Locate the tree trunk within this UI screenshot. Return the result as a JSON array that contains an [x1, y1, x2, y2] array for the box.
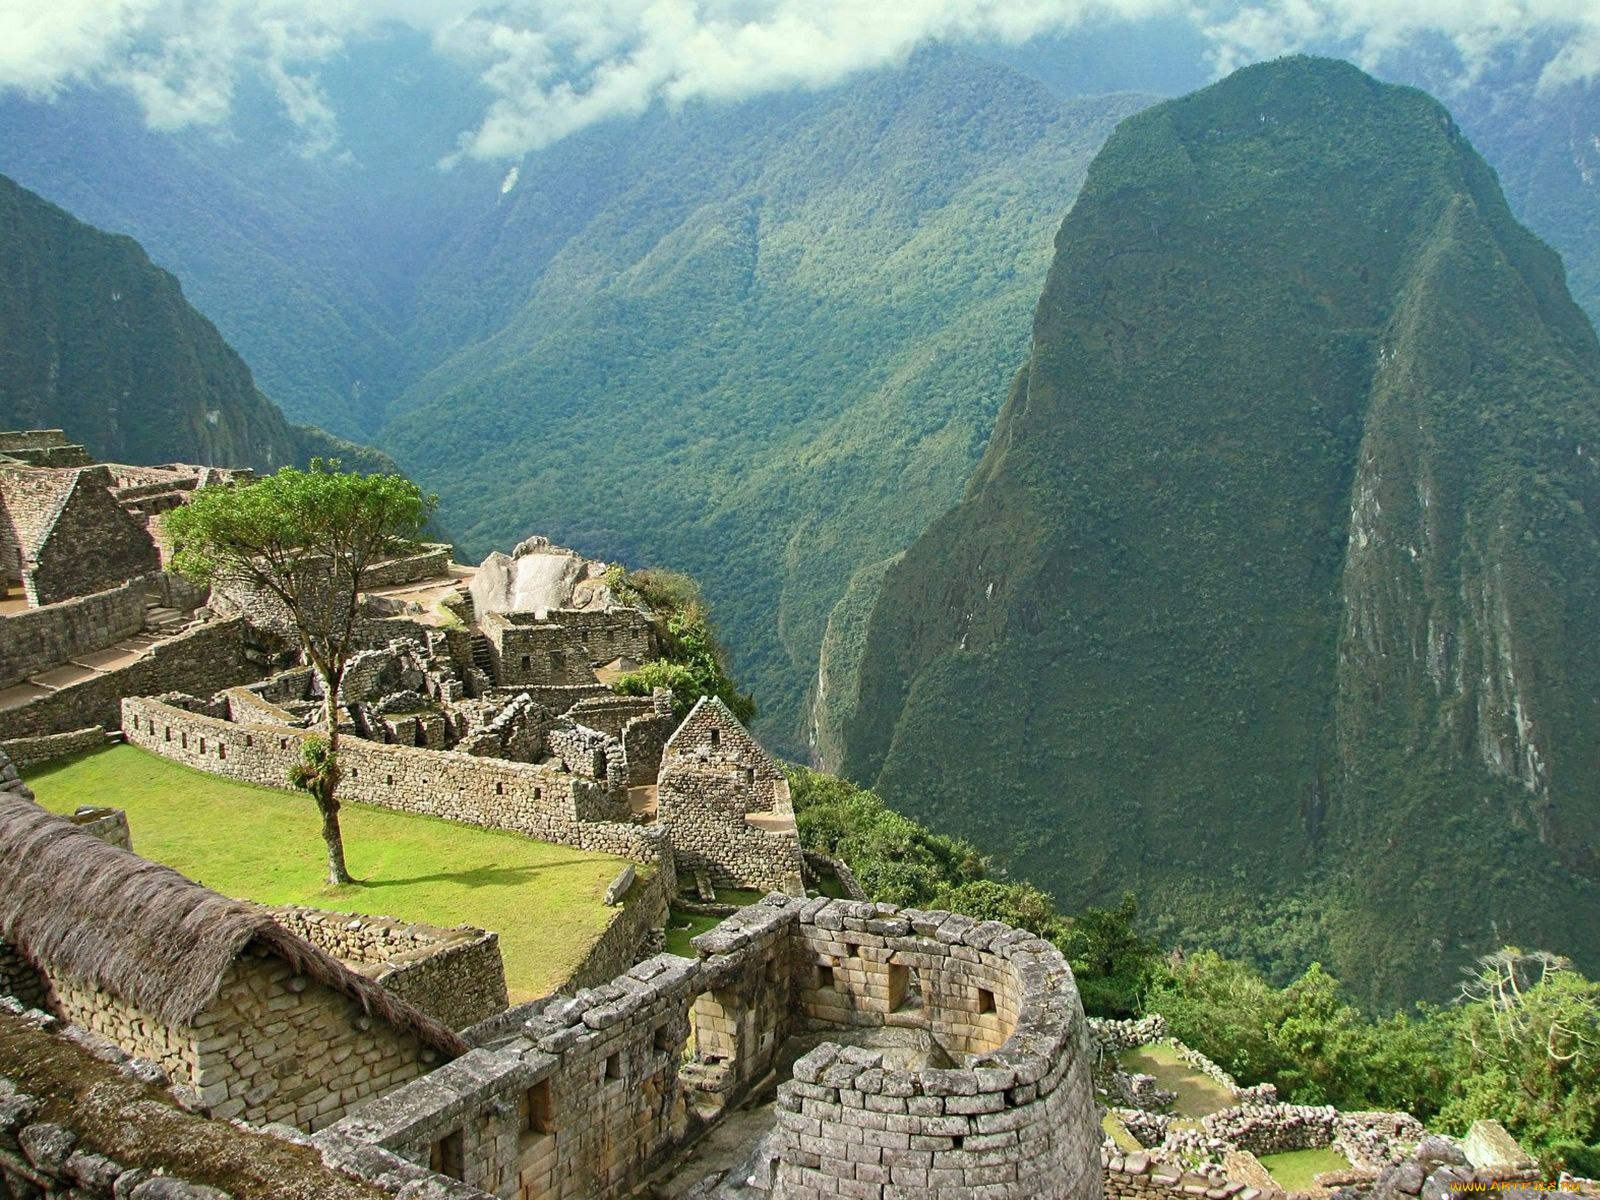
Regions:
[[320, 792, 351, 885], [318, 666, 352, 885]]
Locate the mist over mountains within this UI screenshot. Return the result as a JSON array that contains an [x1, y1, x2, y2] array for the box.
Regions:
[[5, 13, 1600, 1002]]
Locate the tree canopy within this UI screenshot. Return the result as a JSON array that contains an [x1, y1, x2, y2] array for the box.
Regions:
[[164, 461, 435, 882]]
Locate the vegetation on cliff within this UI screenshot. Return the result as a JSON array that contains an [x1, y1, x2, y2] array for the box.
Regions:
[[834, 56, 1600, 1008], [0, 174, 394, 474], [791, 766, 1600, 1172], [378, 53, 1151, 753], [608, 567, 756, 722]]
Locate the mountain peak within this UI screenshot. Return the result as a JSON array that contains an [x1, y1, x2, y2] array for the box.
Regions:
[[837, 59, 1600, 1008]]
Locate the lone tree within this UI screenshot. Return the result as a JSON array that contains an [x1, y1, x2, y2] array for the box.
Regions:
[[165, 460, 435, 884]]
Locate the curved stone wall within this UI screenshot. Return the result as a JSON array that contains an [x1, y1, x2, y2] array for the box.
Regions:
[[319, 896, 1104, 1200], [775, 903, 1103, 1200]]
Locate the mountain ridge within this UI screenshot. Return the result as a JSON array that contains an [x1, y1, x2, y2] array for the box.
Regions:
[[0, 174, 395, 475], [834, 56, 1600, 1006]]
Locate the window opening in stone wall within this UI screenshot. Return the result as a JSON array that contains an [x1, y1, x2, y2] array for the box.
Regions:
[[604, 1051, 622, 1081], [199, 738, 205, 753], [165, 727, 171, 741], [654, 1022, 674, 1052], [217, 744, 226, 760], [496, 782, 504, 795], [817, 963, 835, 990], [977, 987, 996, 1015], [245, 734, 253, 747], [710, 728, 720, 748], [279, 738, 289, 750], [521, 655, 531, 670], [888, 963, 911, 1012], [534, 787, 542, 800], [522, 1079, 555, 1135], [386, 774, 394, 786], [429, 1128, 465, 1181]]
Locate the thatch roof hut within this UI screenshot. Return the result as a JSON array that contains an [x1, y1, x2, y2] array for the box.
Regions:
[[0, 792, 465, 1053], [0, 793, 467, 1128]]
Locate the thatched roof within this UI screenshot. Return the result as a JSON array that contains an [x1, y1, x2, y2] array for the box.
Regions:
[[0, 795, 466, 1055]]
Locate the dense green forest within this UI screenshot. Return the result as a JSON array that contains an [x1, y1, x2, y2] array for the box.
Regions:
[[790, 766, 1600, 1175], [0, 175, 391, 474], [7, 42, 1600, 769], [379, 53, 1150, 754], [835, 58, 1600, 1009]]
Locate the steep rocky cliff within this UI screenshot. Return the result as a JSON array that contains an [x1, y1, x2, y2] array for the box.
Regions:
[[0, 175, 390, 473], [834, 57, 1600, 1006]]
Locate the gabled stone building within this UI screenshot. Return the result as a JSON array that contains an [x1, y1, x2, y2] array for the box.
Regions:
[[0, 463, 160, 605], [0, 793, 466, 1132], [656, 695, 805, 895]]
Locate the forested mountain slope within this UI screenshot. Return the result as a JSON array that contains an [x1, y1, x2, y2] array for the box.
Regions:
[[0, 175, 389, 473], [835, 57, 1600, 1007], [382, 53, 1151, 750]]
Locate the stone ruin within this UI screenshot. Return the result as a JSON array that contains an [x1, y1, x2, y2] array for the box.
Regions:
[[312, 896, 1105, 1200], [0, 726, 1108, 1199], [0, 432, 256, 745], [128, 526, 809, 897]]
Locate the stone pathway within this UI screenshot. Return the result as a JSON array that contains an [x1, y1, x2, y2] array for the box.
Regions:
[[0, 603, 198, 710]]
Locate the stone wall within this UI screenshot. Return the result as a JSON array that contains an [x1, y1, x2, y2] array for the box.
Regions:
[[480, 608, 654, 689], [43, 976, 198, 1086], [62, 806, 132, 851], [564, 693, 657, 740], [558, 863, 675, 995], [0, 618, 257, 740], [326, 896, 1103, 1200], [774, 903, 1102, 1200], [0, 429, 91, 464], [664, 697, 787, 811], [43, 958, 445, 1134], [1202, 1103, 1337, 1157], [363, 546, 454, 589], [0, 942, 46, 1009], [193, 954, 440, 1131], [2, 726, 111, 768], [21, 467, 162, 606], [211, 546, 450, 639], [265, 907, 509, 1032], [657, 762, 804, 894], [122, 698, 673, 870], [0, 995, 467, 1200], [1103, 1152, 1273, 1200], [0, 577, 147, 688]]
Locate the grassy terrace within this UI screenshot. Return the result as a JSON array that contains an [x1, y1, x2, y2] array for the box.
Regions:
[[1257, 1147, 1351, 1192], [1119, 1043, 1236, 1119], [32, 746, 631, 1003]]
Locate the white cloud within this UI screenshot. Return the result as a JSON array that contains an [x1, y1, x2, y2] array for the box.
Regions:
[[1191, 0, 1600, 87], [2, 0, 1600, 160]]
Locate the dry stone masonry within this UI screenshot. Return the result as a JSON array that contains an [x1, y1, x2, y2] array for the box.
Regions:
[[312, 895, 1104, 1200], [265, 908, 509, 1032]]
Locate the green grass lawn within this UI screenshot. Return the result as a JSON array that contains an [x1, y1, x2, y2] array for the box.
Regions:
[[32, 745, 633, 1004], [1120, 1043, 1237, 1118], [661, 889, 768, 958], [1257, 1147, 1350, 1192], [1102, 1114, 1143, 1153]]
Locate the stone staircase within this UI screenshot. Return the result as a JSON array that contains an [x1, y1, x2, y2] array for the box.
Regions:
[[143, 605, 190, 636]]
